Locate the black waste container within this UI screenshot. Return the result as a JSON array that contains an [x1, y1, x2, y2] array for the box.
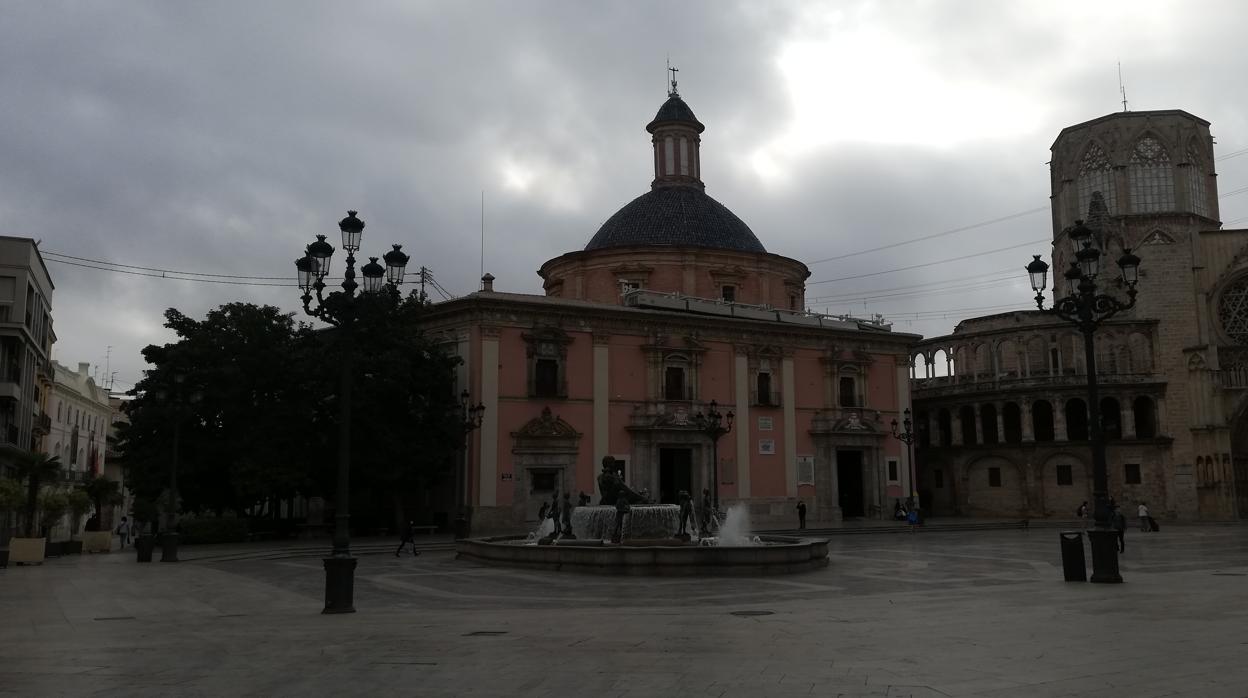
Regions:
[[1059, 530, 1086, 582], [135, 535, 155, 563], [452, 515, 470, 541]]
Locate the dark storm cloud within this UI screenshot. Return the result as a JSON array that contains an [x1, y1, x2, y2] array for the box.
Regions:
[[2, 0, 1248, 386]]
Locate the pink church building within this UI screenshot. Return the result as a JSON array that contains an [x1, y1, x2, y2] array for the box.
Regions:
[[423, 86, 918, 532]]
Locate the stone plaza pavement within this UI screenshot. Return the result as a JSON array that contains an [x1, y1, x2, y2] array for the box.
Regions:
[[2, 526, 1247, 697]]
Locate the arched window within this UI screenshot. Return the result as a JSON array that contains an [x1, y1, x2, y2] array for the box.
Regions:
[[1003, 402, 1023, 443], [1077, 142, 1118, 218], [1065, 398, 1089, 441], [959, 405, 977, 445], [980, 404, 999, 445], [1187, 139, 1210, 218], [1101, 397, 1122, 440], [1134, 396, 1157, 438], [1128, 136, 1175, 213], [1032, 400, 1055, 442], [937, 409, 953, 446]]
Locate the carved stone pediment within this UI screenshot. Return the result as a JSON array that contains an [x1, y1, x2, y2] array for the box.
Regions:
[[513, 407, 580, 439]]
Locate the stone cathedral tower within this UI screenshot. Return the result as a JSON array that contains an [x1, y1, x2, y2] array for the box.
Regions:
[[1049, 110, 1245, 519]]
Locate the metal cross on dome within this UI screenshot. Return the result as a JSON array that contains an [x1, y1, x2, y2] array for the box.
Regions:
[[667, 61, 679, 97]]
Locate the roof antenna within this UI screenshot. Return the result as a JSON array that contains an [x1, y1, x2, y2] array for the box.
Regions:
[[667, 57, 679, 98], [1118, 61, 1128, 112]]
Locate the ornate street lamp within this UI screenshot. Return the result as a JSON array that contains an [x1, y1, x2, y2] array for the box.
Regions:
[[295, 210, 410, 614], [890, 408, 918, 512], [1027, 219, 1141, 584], [452, 389, 486, 540], [693, 399, 734, 512]]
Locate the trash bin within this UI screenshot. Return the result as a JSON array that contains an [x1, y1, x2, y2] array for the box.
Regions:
[[135, 535, 155, 563], [452, 515, 470, 541], [1059, 530, 1086, 582]]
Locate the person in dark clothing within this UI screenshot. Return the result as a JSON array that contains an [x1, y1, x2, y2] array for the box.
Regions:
[[578, 491, 591, 507], [1110, 505, 1126, 553], [677, 490, 693, 536], [548, 492, 561, 534], [394, 520, 421, 557], [796, 500, 807, 530]]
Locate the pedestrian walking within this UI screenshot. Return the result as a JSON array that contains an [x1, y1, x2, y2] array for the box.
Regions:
[[699, 488, 712, 536], [1111, 505, 1126, 553], [394, 520, 421, 557], [1076, 501, 1089, 528], [796, 500, 807, 530], [1138, 502, 1152, 532], [115, 516, 131, 548]]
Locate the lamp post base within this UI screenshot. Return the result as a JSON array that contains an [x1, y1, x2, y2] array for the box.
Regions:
[[160, 532, 179, 562], [1087, 529, 1123, 584], [322, 556, 358, 614]]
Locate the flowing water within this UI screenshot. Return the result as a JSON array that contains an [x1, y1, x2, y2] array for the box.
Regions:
[[522, 502, 762, 546]]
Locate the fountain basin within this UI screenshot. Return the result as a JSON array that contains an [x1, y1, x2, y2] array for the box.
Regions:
[[455, 535, 829, 576]]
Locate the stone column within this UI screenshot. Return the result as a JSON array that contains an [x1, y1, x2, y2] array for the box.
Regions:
[[1054, 397, 1068, 442], [973, 404, 984, 446], [995, 402, 1006, 444], [952, 408, 964, 447], [1021, 400, 1034, 442]]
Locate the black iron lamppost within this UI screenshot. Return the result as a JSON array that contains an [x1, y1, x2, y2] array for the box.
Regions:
[[1026, 219, 1141, 584], [694, 399, 734, 512], [295, 210, 410, 614], [453, 389, 485, 540], [890, 408, 918, 511], [153, 373, 200, 563]]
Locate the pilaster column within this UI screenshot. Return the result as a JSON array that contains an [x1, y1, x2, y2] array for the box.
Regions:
[[734, 351, 751, 498], [479, 327, 501, 507], [974, 404, 984, 445], [782, 357, 797, 498], [1021, 400, 1034, 441], [592, 333, 611, 501]]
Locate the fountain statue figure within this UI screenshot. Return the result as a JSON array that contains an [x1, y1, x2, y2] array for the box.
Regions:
[[598, 456, 649, 505]]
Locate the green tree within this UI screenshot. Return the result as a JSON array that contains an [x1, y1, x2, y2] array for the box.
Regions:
[[6, 450, 62, 536], [66, 489, 92, 539], [38, 489, 68, 538], [81, 474, 122, 526]]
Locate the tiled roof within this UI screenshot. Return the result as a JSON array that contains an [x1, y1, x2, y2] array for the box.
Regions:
[[584, 186, 766, 253], [646, 95, 704, 133]]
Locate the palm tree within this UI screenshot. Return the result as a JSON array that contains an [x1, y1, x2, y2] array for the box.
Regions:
[[8, 450, 62, 537], [82, 474, 123, 528]]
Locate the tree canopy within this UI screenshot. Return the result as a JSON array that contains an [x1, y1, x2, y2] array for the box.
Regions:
[[115, 295, 463, 519]]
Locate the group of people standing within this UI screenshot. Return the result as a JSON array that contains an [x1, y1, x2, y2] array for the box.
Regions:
[[1076, 499, 1158, 553]]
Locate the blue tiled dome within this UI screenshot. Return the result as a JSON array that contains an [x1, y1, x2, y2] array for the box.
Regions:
[[584, 186, 766, 253]]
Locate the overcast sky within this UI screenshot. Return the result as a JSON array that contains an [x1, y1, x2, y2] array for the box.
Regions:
[[5, 0, 1248, 392]]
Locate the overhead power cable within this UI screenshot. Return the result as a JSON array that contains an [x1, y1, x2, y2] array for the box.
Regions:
[[808, 239, 1047, 286], [806, 207, 1048, 266]]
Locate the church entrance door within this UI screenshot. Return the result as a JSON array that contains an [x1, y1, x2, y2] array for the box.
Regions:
[[659, 448, 693, 505], [837, 450, 865, 518]]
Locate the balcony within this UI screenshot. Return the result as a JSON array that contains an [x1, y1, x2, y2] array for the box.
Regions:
[[751, 390, 783, 407], [32, 411, 50, 436], [1216, 368, 1248, 390]]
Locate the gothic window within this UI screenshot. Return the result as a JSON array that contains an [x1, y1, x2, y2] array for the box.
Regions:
[[522, 327, 571, 399], [1187, 141, 1210, 218], [1065, 398, 1089, 441], [1076, 143, 1117, 219], [1128, 136, 1175, 213], [1218, 275, 1248, 343]]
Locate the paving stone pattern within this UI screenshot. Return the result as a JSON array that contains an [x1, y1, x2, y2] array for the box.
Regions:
[[2, 527, 1247, 696]]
